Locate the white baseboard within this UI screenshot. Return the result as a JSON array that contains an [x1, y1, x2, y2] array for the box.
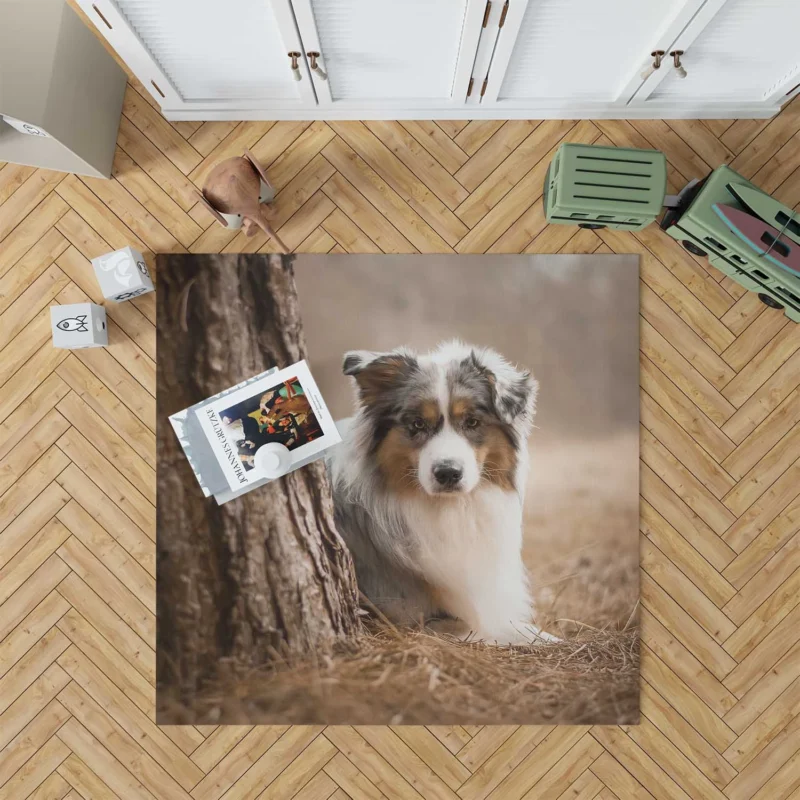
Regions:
[[162, 103, 780, 122]]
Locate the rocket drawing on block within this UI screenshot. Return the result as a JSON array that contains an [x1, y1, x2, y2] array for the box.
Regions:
[[50, 303, 108, 349], [56, 315, 89, 333]]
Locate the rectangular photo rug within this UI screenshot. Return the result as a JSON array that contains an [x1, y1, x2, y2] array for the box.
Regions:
[[156, 253, 639, 725]]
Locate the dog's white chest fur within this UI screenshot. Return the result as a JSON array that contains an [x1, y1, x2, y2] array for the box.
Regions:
[[402, 487, 522, 589], [398, 487, 533, 641]]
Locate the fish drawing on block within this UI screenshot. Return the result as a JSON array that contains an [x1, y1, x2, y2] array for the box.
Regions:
[[713, 203, 800, 276], [57, 315, 89, 332]]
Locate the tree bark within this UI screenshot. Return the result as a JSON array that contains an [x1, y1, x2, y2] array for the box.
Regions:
[[156, 254, 359, 711]]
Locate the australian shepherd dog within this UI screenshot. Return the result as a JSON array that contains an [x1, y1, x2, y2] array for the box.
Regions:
[[327, 340, 558, 645]]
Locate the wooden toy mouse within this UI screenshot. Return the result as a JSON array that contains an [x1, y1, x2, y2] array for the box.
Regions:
[[197, 149, 288, 253]]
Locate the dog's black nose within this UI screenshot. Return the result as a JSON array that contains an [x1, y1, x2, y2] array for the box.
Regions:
[[433, 463, 463, 487]]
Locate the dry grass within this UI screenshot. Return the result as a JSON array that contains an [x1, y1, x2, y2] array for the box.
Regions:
[[160, 621, 638, 726], [159, 437, 639, 725]]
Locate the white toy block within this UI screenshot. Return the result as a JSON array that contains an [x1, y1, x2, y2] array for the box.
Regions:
[[91, 246, 154, 302], [51, 303, 107, 349]]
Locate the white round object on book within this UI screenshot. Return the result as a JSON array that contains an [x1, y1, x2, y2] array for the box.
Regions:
[[254, 442, 291, 478]]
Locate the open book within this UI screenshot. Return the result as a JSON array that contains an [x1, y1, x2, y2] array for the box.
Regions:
[[169, 360, 341, 505]]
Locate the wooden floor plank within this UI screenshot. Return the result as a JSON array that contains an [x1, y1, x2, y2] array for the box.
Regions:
[[723, 388, 800, 479], [454, 121, 539, 192], [640, 681, 737, 790], [55, 427, 155, 539], [364, 120, 469, 210], [0, 193, 69, 277], [57, 645, 202, 789], [0, 170, 66, 244], [454, 119, 578, 231], [641, 500, 736, 608], [189, 726, 288, 800], [121, 85, 202, 176], [453, 121, 505, 156], [723, 567, 800, 662], [641, 535, 736, 644], [0, 698, 71, 789], [0, 228, 68, 317], [0, 665, 70, 754], [55, 463, 155, 573], [0, 264, 70, 350], [323, 132, 457, 251], [56, 535, 154, 644], [0, 591, 69, 680], [55, 175, 148, 255], [56, 681, 193, 800], [110, 148, 202, 248], [640, 354, 735, 463], [56, 720, 154, 800], [116, 116, 201, 212], [591, 725, 693, 800], [0, 163, 36, 206], [56, 571, 156, 683], [641, 614, 737, 722], [456, 727, 549, 800], [400, 121, 469, 174]]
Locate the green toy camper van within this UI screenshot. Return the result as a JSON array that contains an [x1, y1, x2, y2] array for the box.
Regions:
[[660, 165, 800, 323], [544, 143, 667, 231], [544, 141, 800, 323]]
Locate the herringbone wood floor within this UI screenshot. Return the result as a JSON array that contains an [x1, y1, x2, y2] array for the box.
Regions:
[[2, 56, 800, 798]]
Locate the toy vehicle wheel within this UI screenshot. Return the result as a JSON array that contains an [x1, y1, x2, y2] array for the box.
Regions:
[[758, 293, 784, 310], [682, 240, 707, 257], [578, 223, 606, 229]]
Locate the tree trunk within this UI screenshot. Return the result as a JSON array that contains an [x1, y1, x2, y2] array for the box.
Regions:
[[156, 254, 359, 711]]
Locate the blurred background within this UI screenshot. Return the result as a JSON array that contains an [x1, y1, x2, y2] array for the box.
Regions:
[[295, 254, 640, 630]]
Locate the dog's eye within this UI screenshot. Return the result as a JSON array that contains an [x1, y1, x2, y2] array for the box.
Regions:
[[411, 417, 426, 431], [465, 417, 481, 429]]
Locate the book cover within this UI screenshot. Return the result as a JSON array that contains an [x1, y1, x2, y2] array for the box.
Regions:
[[171, 361, 340, 501]]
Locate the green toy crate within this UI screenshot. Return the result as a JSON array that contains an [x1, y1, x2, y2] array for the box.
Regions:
[[661, 164, 800, 323], [544, 143, 667, 231]]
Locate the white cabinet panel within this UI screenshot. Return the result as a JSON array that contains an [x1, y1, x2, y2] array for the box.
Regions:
[[292, 0, 485, 107], [648, 0, 800, 102], [76, 0, 315, 111], [494, 0, 692, 103], [114, 0, 294, 100]]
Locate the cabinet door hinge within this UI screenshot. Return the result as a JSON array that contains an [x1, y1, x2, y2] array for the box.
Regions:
[[467, 77, 475, 97], [499, 0, 509, 27], [482, 0, 491, 27], [480, 77, 488, 97]]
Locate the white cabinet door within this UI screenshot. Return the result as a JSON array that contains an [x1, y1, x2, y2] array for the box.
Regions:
[[480, 0, 704, 112], [632, 0, 800, 110], [76, 0, 316, 113], [289, 0, 486, 110]]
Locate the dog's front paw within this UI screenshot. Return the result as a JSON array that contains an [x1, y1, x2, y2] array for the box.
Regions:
[[426, 617, 562, 646], [478, 621, 562, 646]]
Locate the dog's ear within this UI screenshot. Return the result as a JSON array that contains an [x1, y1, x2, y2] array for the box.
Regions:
[[343, 350, 418, 408], [468, 349, 538, 428], [342, 350, 377, 377]]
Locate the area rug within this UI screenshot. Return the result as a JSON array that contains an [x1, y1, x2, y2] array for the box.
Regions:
[[156, 253, 640, 725]]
